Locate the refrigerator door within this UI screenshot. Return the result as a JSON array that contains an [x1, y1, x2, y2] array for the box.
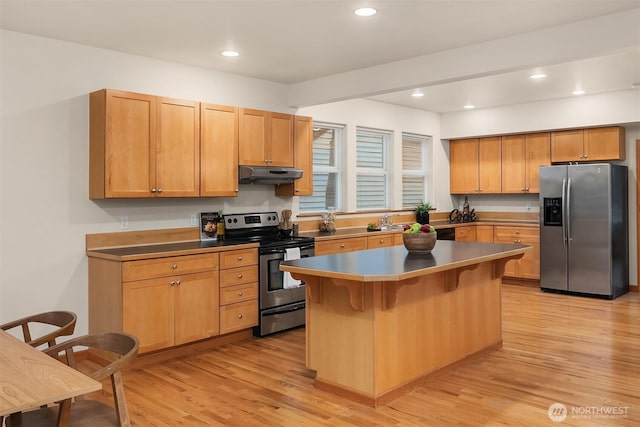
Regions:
[[566, 164, 612, 295], [539, 165, 568, 291]]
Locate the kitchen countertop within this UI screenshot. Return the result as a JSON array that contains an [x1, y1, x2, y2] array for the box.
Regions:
[[282, 240, 530, 282], [86, 240, 258, 262]]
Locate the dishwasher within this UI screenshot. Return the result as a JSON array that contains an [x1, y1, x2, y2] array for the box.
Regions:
[[436, 227, 456, 241]]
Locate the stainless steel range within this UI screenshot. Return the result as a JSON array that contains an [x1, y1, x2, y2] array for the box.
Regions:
[[223, 212, 314, 336]]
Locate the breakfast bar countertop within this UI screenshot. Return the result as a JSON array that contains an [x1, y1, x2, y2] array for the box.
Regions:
[[281, 240, 530, 282]]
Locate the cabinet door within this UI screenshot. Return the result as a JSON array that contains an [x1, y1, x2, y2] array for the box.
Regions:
[[156, 98, 200, 197], [494, 226, 540, 279], [551, 129, 584, 162], [238, 108, 267, 165], [269, 112, 294, 166], [476, 225, 494, 243], [450, 139, 479, 194], [525, 132, 550, 193], [123, 277, 173, 353], [501, 135, 526, 193], [478, 137, 501, 193], [200, 103, 239, 197], [275, 115, 313, 196], [93, 90, 157, 198], [173, 272, 219, 345], [367, 235, 395, 248], [584, 126, 625, 161]]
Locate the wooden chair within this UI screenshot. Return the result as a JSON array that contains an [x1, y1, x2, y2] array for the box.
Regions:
[[0, 311, 77, 348], [6, 332, 139, 427]]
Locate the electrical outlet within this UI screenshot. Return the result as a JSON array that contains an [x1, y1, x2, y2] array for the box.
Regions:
[[120, 216, 129, 230], [190, 214, 198, 226]]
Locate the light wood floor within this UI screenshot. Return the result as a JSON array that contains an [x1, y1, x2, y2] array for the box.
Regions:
[[87, 285, 639, 426]]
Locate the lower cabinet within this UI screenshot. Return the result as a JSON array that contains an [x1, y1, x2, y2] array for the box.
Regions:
[[493, 226, 540, 280], [367, 234, 396, 249], [476, 225, 494, 243], [89, 248, 260, 355], [123, 271, 219, 353]]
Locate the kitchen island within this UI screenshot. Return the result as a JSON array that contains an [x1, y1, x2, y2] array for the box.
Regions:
[[280, 240, 530, 407]]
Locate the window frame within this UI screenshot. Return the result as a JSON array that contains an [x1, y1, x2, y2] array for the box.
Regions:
[[355, 127, 391, 211]]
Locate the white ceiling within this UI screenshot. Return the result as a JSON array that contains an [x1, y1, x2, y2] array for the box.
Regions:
[[1, 0, 639, 113]]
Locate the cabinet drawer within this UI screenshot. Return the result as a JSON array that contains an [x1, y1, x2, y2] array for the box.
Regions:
[[220, 300, 258, 334], [219, 248, 258, 269], [220, 283, 258, 305], [367, 235, 395, 248], [123, 253, 218, 282], [494, 226, 539, 243], [219, 266, 258, 288], [315, 237, 367, 255]]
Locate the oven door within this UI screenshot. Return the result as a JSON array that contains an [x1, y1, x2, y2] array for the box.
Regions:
[[259, 247, 313, 309]]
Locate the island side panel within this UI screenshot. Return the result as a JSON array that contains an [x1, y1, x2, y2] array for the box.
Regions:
[[373, 261, 502, 394], [306, 277, 376, 395]]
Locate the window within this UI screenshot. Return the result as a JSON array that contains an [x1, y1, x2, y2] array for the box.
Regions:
[[402, 133, 430, 208], [356, 128, 390, 210], [299, 123, 342, 213]]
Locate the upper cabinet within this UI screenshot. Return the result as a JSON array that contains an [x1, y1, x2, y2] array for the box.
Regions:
[[501, 132, 550, 194], [200, 103, 239, 197], [238, 108, 293, 167], [551, 126, 625, 163], [90, 89, 200, 199], [450, 137, 501, 194], [275, 115, 313, 197]]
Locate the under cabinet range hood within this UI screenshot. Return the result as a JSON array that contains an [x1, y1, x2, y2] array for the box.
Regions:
[[238, 165, 303, 185]]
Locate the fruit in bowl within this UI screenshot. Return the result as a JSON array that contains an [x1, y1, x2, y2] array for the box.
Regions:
[[402, 223, 437, 253]]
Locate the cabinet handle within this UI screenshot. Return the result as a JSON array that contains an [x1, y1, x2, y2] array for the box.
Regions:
[[172, 263, 178, 269], [522, 188, 526, 192], [340, 243, 345, 248], [379, 239, 384, 244], [295, 188, 299, 192], [237, 256, 243, 260], [235, 188, 239, 192], [170, 280, 176, 286], [237, 314, 244, 319], [157, 188, 163, 193], [151, 188, 157, 193], [238, 291, 244, 296], [176, 280, 181, 285], [237, 274, 243, 279], [515, 230, 520, 234]]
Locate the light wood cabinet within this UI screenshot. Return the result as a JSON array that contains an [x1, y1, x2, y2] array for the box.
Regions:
[[200, 103, 239, 197], [315, 237, 367, 256], [238, 108, 293, 167], [450, 137, 501, 194], [551, 126, 625, 163], [493, 226, 540, 280], [476, 225, 494, 243], [90, 89, 200, 199], [121, 253, 219, 353], [501, 133, 550, 194], [455, 226, 477, 242], [218, 248, 259, 335], [275, 115, 313, 196]]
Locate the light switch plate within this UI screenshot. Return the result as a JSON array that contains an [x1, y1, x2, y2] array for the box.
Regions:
[[190, 214, 197, 226]]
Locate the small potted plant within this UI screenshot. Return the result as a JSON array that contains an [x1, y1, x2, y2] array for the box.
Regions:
[[415, 201, 433, 225]]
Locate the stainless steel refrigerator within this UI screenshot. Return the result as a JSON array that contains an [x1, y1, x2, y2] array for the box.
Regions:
[[539, 164, 628, 298]]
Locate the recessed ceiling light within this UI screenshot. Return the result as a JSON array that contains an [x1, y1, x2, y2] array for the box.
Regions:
[[221, 50, 239, 57], [355, 7, 377, 17], [572, 89, 586, 96], [530, 72, 547, 80], [464, 104, 475, 109], [411, 91, 424, 98]]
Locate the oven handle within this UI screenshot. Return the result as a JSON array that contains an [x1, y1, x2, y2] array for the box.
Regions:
[[262, 302, 305, 316], [260, 246, 315, 256]]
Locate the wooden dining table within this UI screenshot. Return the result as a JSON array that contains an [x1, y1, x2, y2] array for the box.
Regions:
[[0, 329, 102, 426]]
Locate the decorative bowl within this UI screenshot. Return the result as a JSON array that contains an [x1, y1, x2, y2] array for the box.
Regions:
[[403, 231, 437, 253]]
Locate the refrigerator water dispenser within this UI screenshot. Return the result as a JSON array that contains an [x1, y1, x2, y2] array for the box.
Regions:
[[543, 198, 562, 226]]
